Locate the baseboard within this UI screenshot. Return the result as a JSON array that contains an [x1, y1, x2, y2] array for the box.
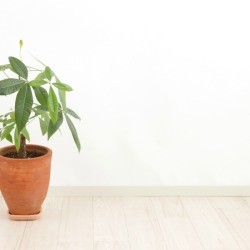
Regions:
[[45, 186, 250, 197], [1, 186, 249, 197]]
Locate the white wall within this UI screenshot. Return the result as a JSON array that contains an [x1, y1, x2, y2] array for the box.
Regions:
[[0, 0, 250, 186]]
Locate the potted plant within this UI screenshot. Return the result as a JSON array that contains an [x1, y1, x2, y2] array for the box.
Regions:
[[0, 41, 81, 220]]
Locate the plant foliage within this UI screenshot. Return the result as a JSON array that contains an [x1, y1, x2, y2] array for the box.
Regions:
[[0, 41, 81, 152]]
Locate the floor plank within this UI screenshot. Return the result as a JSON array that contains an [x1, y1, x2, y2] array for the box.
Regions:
[[181, 197, 241, 250], [208, 197, 250, 250], [94, 241, 130, 250], [1, 196, 250, 249], [0, 197, 27, 250], [57, 197, 93, 250], [122, 197, 166, 250], [94, 197, 130, 250], [18, 197, 63, 250], [152, 197, 204, 250]]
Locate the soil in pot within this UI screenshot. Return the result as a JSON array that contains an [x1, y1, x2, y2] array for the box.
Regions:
[[4, 151, 44, 159]]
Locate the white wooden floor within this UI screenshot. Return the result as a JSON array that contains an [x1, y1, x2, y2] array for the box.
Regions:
[[1, 196, 250, 250]]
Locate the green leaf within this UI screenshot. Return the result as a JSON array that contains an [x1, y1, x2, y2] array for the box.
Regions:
[[53, 82, 73, 91], [9, 57, 28, 79], [48, 87, 58, 124], [10, 112, 15, 120], [0, 78, 25, 95], [34, 105, 48, 112], [47, 111, 63, 139], [6, 134, 13, 143], [54, 74, 61, 83], [45, 66, 52, 81], [33, 106, 47, 115], [65, 114, 81, 152], [3, 119, 15, 126], [35, 71, 46, 80], [1, 124, 14, 140], [53, 75, 67, 110], [0, 64, 11, 71], [14, 128, 20, 151], [33, 86, 48, 107], [39, 118, 46, 135], [66, 108, 81, 120], [59, 90, 66, 110], [21, 127, 30, 142], [15, 85, 33, 132], [39, 113, 50, 135], [29, 79, 47, 87]]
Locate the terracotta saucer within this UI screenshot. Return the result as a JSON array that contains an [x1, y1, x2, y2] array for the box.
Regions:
[[8, 208, 42, 221]]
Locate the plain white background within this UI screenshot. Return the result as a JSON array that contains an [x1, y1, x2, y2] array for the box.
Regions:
[[0, 0, 250, 186]]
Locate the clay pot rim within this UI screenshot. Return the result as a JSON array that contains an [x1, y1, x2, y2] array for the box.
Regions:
[[0, 144, 52, 161]]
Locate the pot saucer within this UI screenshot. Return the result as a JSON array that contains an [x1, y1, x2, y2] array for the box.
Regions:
[[8, 208, 42, 221]]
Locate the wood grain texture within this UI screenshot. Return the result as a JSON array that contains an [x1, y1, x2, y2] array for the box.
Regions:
[[151, 197, 203, 249], [1, 196, 250, 249], [18, 197, 63, 250], [181, 197, 242, 250], [94, 241, 130, 250], [122, 197, 166, 250], [57, 197, 93, 250], [208, 197, 250, 250], [94, 197, 130, 249], [0, 196, 27, 250]]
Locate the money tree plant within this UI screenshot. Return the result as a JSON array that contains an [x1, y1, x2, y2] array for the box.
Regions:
[[0, 41, 81, 158]]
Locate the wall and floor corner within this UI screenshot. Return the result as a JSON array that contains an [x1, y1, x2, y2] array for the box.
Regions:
[[0, 0, 250, 196]]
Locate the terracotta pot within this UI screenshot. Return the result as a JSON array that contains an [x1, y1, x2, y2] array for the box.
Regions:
[[0, 144, 52, 215]]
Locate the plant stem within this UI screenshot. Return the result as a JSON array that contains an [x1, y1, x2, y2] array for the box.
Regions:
[[27, 66, 42, 71], [18, 134, 27, 158], [2, 70, 9, 78]]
